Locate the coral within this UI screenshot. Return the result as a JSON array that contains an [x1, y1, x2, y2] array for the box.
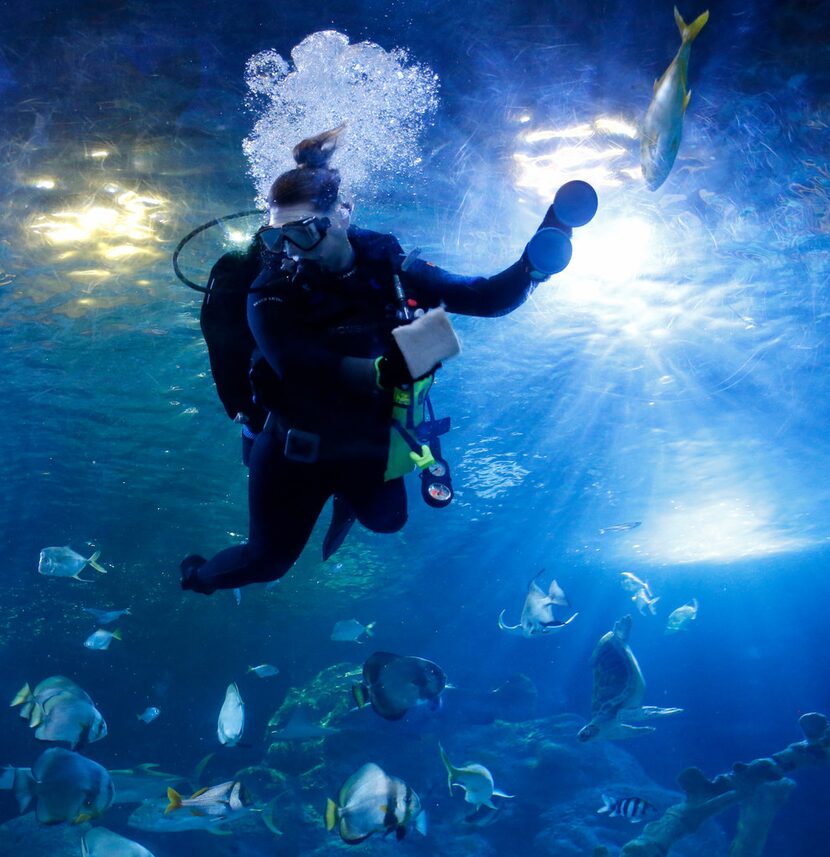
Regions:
[[608, 712, 830, 857]]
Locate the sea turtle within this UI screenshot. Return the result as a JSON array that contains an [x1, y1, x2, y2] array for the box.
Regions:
[[577, 615, 682, 742]]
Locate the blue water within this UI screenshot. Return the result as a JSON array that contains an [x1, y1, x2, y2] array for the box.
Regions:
[[1, 0, 829, 854]]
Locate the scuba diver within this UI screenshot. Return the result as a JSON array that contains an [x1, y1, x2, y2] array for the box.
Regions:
[[179, 125, 597, 594]]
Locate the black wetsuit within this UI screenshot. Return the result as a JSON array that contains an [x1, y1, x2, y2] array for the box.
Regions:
[[186, 226, 536, 593]]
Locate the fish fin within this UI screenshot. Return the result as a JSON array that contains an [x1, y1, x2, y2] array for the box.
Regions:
[[10, 683, 31, 707], [325, 797, 339, 831], [191, 753, 215, 786], [598, 794, 614, 813], [207, 828, 233, 836], [87, 551, 107, 573], [262, 798, 283, 835], [415, 810, 428, 836], [80, 834, 90, 857], [73, 812, 92, 825], [492, 789, 514, 799], [547, 579, 569, 606], [691, 598, 699, 611], [71, 572, 93, 582], [165, 786, 183, 814], [439, 744, 456, 794], [679, 8, 709, 43], [29, 704, 43, 728], [497, 609, 521, 632], [683, 90, 692, 112], [112, 629, 122, 641], [365, 621, 376, 637], [351, 682, 369, 709], [6, 767, 35, 813], [191, 786, 210, 798]]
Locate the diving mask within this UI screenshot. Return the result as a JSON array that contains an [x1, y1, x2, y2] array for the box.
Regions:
[[259, 216, 332, 253]]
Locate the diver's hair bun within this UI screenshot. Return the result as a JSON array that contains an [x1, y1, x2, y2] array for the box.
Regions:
[[293, 123, 347, 169]]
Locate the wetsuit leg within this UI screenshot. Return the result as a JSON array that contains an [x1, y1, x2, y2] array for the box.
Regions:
[[186, 429, 332, 593], [348, 470, 408, 534]]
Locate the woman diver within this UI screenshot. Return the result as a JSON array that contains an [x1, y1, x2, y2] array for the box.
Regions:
[[181, 125, 597, 594]]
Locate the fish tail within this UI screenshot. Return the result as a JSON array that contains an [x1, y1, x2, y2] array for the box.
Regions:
[[598, 794, 614, 814], [87, 551, 107, 573], [649, 597, 660, 615], [438, 744, 456, 794], [675, 6, 709, 43], [324, 797, 339, 831], [10, 683, 31, 707], [165, 787, 184, 815], [112, 629, 122, 641], [364, 621, 376, 637], [11, 769, 36, 813]]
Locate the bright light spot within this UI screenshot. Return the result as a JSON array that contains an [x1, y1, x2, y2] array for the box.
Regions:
[[525, 124, 593, 143], [594, 116, 638, 138], [89, 150, 109, 159], [32, 178, 56, 189], [571, 217, 654, 284], [518, 113, 531, 124], [226, 228, 250, 244], [27, 181, 169, 276], [68, 269, 111, 279]]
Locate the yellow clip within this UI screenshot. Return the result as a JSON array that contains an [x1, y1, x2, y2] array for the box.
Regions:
[[409, 445, 434, 470]]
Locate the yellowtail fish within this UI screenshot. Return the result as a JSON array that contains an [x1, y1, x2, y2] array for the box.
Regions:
[[165, 780, 250, 817], [325, 762, 426, 844], [84, 628, 122, 651], [640, 7, 709, 190], [38, 546, 107, 581]]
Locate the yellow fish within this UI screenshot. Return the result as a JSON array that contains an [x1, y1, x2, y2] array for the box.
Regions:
[[640, 7, 709, 191]]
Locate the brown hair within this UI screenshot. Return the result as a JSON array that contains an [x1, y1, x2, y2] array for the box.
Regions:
[[267, 124, 346, 211]]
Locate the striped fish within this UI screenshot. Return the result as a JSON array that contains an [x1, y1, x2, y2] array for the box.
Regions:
[[597, 794, 657, 823]]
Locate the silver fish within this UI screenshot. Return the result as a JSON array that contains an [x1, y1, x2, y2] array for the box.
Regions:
[[137, 707, 161, 724], [600, 522, 641, 535], [439, 745, 513, 811], [331, 619, 376, 643], [632, 588, 660, 616], [639, 7, 709, 190], [82, 827, 155, 857], [247, 664, 279, 678], [84, 607, 130, 625], [84, 628, 122, 651], [165, 780, 251, 818], [498, 572, 578, 638], [38, 546, 107, 581], [666, 598, 699, 633], [0, 747, 114, 824], [326, 762, 427, 844], [620, 572, 652, 596], [217, 683, 244, 746]]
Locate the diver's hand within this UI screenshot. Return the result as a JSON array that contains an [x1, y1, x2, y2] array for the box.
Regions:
[[374, 342, 438, 390]]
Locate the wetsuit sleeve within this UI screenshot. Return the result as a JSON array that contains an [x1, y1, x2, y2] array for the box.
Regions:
[[392, 237, 536, 318], [247, 263, 377, 396]]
